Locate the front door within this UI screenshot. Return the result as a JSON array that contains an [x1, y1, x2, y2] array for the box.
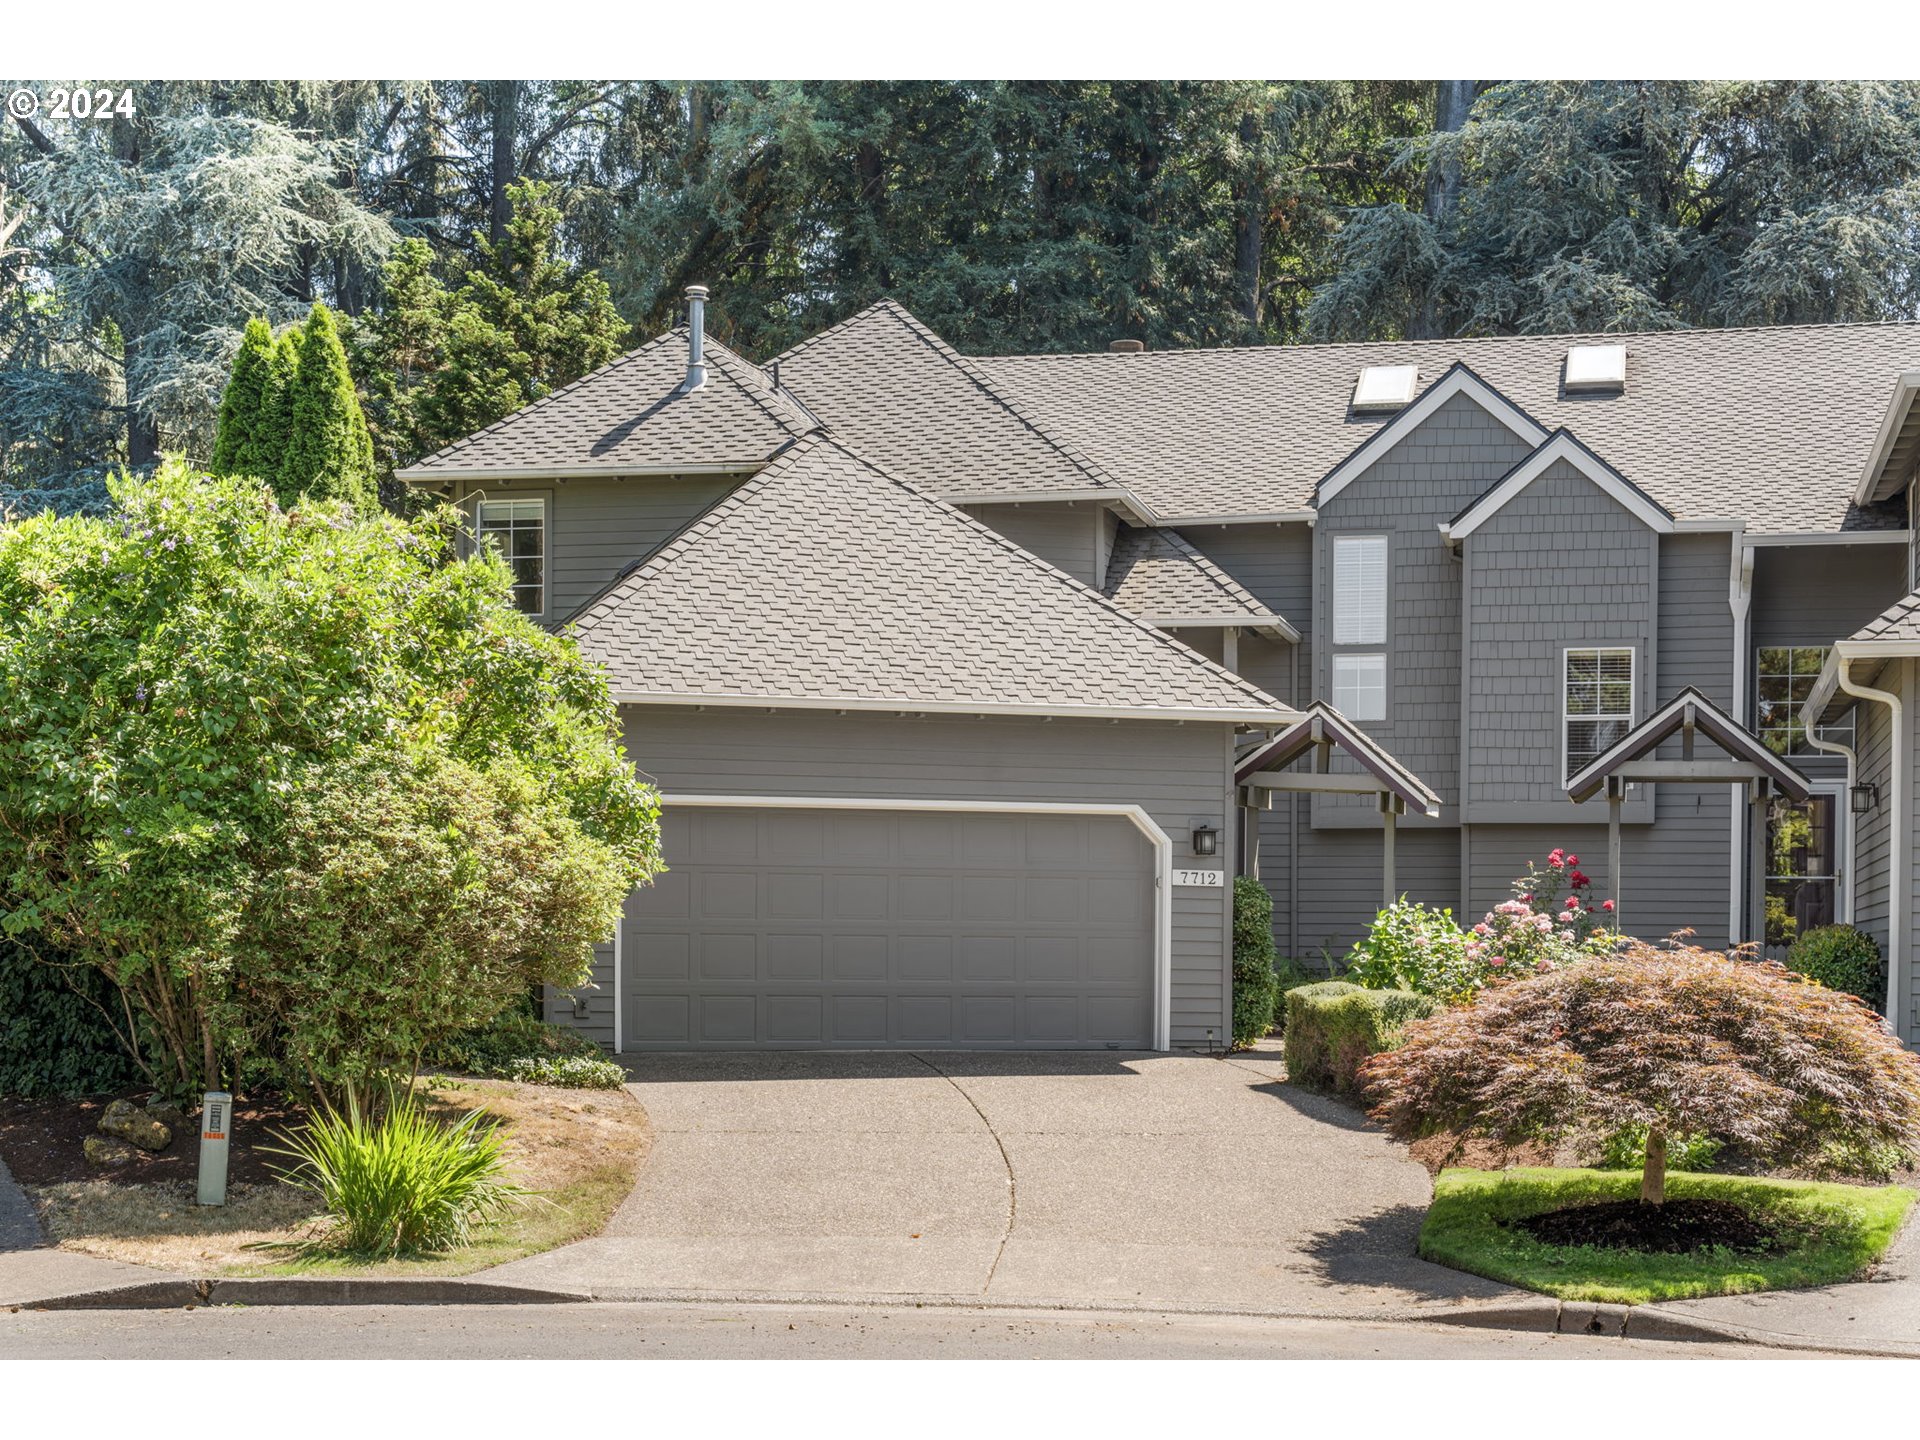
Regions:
[[1764, 784, 1845, 955]]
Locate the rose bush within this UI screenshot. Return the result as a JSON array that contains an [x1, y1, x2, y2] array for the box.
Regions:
[[1465, 848, 1616, 979]]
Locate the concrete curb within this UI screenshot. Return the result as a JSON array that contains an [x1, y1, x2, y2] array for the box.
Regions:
[[6, 1272, 1898, 1352]]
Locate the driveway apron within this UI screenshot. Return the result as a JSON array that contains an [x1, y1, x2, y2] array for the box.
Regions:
[[489, 1050, 1518, 1315]]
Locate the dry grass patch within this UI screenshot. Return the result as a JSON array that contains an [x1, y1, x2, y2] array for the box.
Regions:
[[28, 1077, 649, 1277]]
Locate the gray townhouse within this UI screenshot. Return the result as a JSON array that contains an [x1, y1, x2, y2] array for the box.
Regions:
[[400, 287, 1920, 1050]]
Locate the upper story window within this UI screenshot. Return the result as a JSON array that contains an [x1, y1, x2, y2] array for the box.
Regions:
[[477, 497, 546, 617], [1330, 534, 1388, 721], [1565, 647, 1634, 778], [1757, 646, 1852, 756]]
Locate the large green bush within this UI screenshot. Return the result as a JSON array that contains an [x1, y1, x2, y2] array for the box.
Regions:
[[1283, 981, 1438, 1097], [0, 938, 139, 1097], [1231, 877, 1281, 1048], [1788, 924, 1883, 1008], [1343, 900, 1478, 1003], [0, 462, 660, 1098]]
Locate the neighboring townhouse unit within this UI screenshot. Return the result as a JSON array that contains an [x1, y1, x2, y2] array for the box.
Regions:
[[401, 287, 1920, 1050]]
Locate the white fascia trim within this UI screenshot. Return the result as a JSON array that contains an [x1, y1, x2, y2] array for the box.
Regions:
[[1836, 638, 1920, 659], [946, 488, 1161, 526], [1149, 614, 1302, 643], [660, 793, 1177, 1051], [1855, 371, 1920, 506], [1447, 432, 1674, 540], [1747, 530, 1912, 546], [612, 691, 1298, 725], [1669, 518, 1745, 533], [1318, 367, 1550, 507], [400, 461, 765, 483], [1159, 511, 1319, 527]]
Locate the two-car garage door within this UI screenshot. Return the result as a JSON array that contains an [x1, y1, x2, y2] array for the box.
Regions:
[[622, 805, 1157, 1049]]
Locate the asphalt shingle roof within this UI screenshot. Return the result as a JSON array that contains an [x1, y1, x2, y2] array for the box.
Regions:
[[973, 322, 1920, 532], [570, 434, 1291, 720], [1850, 589, 1920, 643], [1103, 525, 1290, 628], [399, 329, 815, 478], [772, 301, 1123, 502]]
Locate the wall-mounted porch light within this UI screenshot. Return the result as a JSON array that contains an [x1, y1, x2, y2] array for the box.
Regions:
[[1852, 782, 1879, 816], [1191, 822, 1219, 857]]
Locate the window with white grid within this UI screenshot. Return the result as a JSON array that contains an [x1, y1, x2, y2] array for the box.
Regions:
[[1330, 534, 1388, 722], [1565, 648, 1634, 778], [477, 498, 546, 617]]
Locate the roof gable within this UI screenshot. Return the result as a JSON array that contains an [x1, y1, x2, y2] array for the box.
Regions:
[[772, 301, 1144, 513], [1317, 363, 1550, 507], [1233, 702, 1443, 817], [1565, 686, 1809, 803], [398, 330, 814, 481], [570, 434, 1293, 723], [1447, 429, 1674, 540], [1103, 526, 1298, 640]]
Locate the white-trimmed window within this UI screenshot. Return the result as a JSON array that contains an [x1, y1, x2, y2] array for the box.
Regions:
[[1332, 535, 1388, 644], [477, 498, 546, 616], [1332, 653, 1387, 723], [1330, 534, 1388, 721], [1565, 647, 1634, 778]]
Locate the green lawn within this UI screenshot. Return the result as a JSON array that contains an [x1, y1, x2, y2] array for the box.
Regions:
[[1420, 1167, 1916, 1305]]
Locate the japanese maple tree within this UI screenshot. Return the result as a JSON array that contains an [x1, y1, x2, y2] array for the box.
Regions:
[[1362, 939, 1920, 1203]]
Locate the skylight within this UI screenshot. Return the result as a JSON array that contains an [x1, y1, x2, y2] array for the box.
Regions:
[[1565, 344, 1627, 392], [1350, 365, 1419, 412]]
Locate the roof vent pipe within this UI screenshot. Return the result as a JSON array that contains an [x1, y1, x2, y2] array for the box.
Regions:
[[683, 285, 709, 392], [1109, 339, 1145, 354]]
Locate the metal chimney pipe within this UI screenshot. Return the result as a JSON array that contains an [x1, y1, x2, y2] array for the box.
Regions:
[[684, 284, 709, 391]]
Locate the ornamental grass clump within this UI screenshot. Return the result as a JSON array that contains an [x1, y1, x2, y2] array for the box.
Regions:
[[269, 1088, 528, 1256], [1362, 938, 1920, 1205]]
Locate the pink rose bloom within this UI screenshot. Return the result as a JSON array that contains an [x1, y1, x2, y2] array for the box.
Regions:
[[1567, 854, 1579, 867], [1473, 923, 1491, 936], [1602, 899, 1615, 912], [1558, 911, 1576, 924], [1533, 914, 1552, 931], [1488, 957, 1506, 968], [1565, 895, 1579, 910]]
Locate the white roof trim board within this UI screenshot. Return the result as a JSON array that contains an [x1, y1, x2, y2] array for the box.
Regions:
[[1855, 370, 1920, 505], [1316, 363, 1552, 506], [1445, 429, 1675, 540]]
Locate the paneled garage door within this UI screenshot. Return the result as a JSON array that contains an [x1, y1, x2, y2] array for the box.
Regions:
[[622, 806, 1156, 1049]]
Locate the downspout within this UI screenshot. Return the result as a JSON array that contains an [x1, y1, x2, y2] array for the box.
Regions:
[[1804, 725, 1858, 925], [1727, 541, 1755, 945], [1835, 657, 1906, 1035]]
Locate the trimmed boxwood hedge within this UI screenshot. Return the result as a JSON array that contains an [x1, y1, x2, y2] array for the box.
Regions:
[[1788, 924, 1884, 1009], [1282, 980, 1436, 1097]]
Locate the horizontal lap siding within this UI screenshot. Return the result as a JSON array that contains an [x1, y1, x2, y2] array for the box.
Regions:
[[1854, 692, 1892, 960], [964, 503, 1104, 588], [1292, 827, 1460, 964], [1179, 524, 1311, 957], [458, 474, 741, 625], [606, 706, 1237, 1048]]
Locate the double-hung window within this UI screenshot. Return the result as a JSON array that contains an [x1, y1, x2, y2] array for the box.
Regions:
[[477, 498, 547, 617], [1564, 647, 1634, 778], [1330, 534, 1388, 722]]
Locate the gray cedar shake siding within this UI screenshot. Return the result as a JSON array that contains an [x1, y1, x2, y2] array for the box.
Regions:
[[962, 502, 1114, 590], [593, 706, 1240, 1049], [1462, 457, 1658, 817]]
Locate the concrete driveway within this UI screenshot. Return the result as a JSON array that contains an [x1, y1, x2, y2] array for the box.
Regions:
[[491, 1050, 1518, 1316]]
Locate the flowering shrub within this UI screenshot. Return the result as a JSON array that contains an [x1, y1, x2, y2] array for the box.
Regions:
[[1465, 848, 1615, 980], [1343, 900, 1478, 1004]]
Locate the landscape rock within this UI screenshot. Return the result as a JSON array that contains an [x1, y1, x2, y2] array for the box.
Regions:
[[143, 1097, 188, 1133], [98, 1098, 172, 1152], [83, 1135, 138, 1167]]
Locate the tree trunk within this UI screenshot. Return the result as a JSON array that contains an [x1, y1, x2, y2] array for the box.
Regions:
[[488, 80, 521, 248], [1232, 111, 1264, 329], [1641, 1124, 1668, 1206], [1407, 80, 1478, 341]]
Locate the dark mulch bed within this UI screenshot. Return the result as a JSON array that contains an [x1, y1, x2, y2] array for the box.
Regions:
[[0, 1091, 305, 1188], [1516, 1197, 1787, 1255]]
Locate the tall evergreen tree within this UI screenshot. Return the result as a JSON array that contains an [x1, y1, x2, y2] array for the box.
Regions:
[[210, 317, 287, 480], [278, 304, 375, 508]]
